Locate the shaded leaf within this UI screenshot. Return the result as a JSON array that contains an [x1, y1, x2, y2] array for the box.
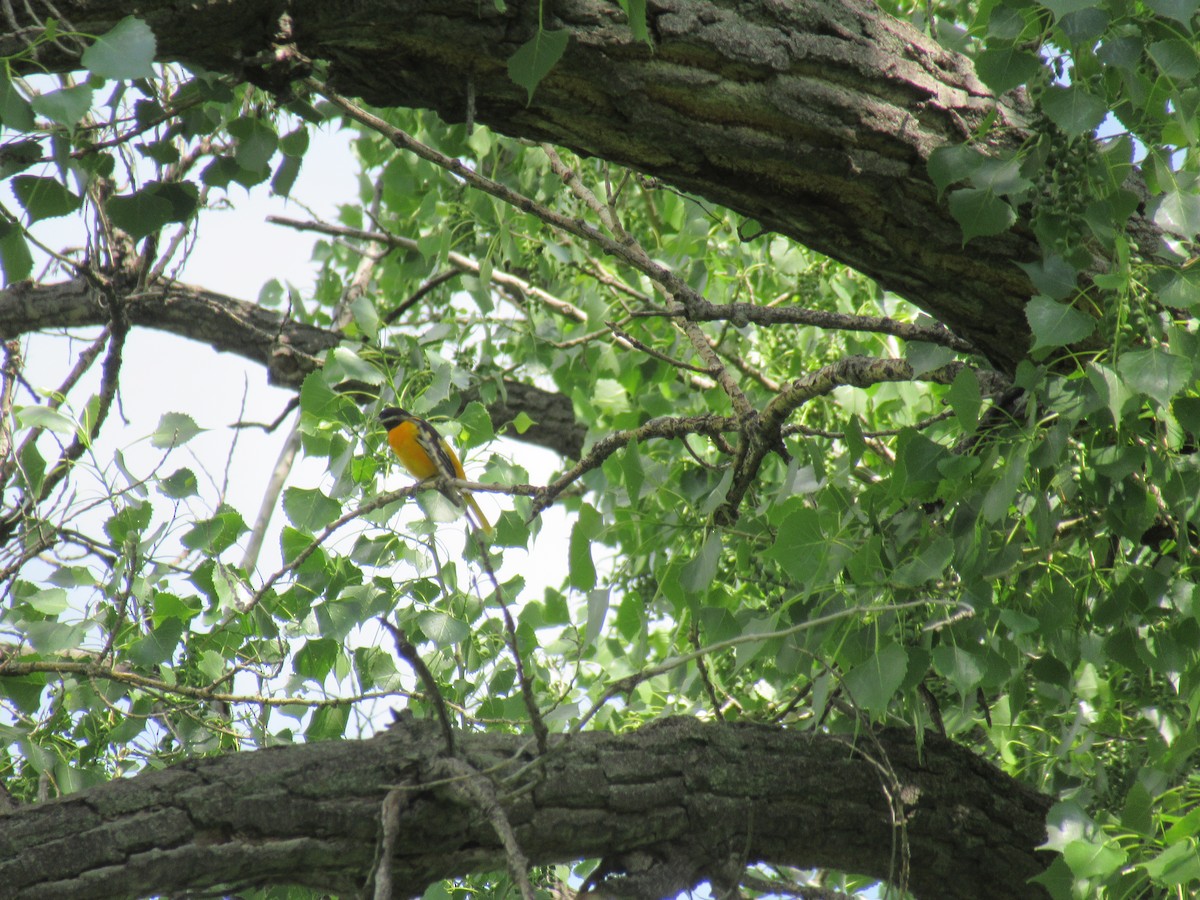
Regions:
[[947, 188, 1016, 242], [1026, 295, 1096, 351], [11, 176, 81, 223], [508, 29, 570, 103]]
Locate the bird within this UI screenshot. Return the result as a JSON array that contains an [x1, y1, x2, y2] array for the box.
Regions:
[[379, 406, 493, 534]]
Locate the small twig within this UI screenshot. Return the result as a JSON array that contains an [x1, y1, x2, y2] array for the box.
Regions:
[[367, 788, 407, 900], [606, 321, 713, 375], [531, 414, 735, 517], [432, 756, 538, 900], [384, 268, 462, 324], [269, 215, 588, 323], [307, 81, 708, 324], [232, 397, 299, 433], [239, 414, 301, 573], [332, 171, 389, 331], [691, 616, 725, 722], [629, 298, 978, 353], [380, 618, 456, 756], [36, 299, 127, 508], [470, 529, 548, 754], [0, 340, 23, 488], [0, 655, 403, 708], [245, 485, 421, 612]]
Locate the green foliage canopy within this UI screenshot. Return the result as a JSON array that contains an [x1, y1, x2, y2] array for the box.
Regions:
[[0, 1, 1200, 896]]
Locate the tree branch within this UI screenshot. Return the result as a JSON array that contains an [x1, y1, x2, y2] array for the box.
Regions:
[[0, 717, 1052, 900], [0, 276, 587, 458]]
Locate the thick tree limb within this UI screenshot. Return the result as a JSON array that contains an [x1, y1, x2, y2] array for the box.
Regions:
[[0, 276, 586, 458], [0, 717, 1051, 900], [6, 0, 1160, 372]]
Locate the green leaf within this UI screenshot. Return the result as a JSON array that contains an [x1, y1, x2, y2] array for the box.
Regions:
[[1040, 0, 1098, 16], [0, 225, 32, 284], [1017, 254, 1078, 301], [150, 411, 202, 448], [947, 367, 981, 431], [974, 45, 1043, 93], [26, 588, 68, 616], [893, 429, 948, 500], [16, 405, 77, 435], [228, 116, 279, 174], [1160, 269, 1200, 309], [982, 445, 1028, 522], [456, 401, 495, 448], [0, 73, 34, 130], [906, 341, 956, 376], [279, 126, 310, 157], [1026, 295, 1096, 351], [1087, 362, 1135, 424], [11, 176, 81, 223], [157, 467, 198, 499], [283, 487, 342, 532], [1142, 842, 1200, 885], [30, 85, 93, 128], [271, 154, 301, 198], [128, 617, 184, 667], [200, 156, 240, 188], [327, 346, 384, 385], [1148, 38, 1200, 80], [1146, 0, 1200, 28], [25, 621, 87, 654], [891, 536, 953, 587], [295, 638, 340, 683], [1155, 189, 1200, 237], [81, 16, 156, 80], [180, 506, 247, 554], [619, 0, 651, 44], [1040, 85, 1108, 136], [104, 502, 152, 545], [1063, 838, 1127, 879], [842, 643, 908, 716], [507, 28, 570, 104], [306, 703, 349, 740], [1117, 349, 1193, 406], [584, 588, 609, 648], [569, 503, 600, 590], [947, 188, 1016, 243], [512, 411, 535, 434], [933, 644, 985, 696], [766, 508, 841, 586], [300, 372, 342, 421], [104, 187, 173, 240], [418, 611, 470, 646], [680, 531, 722, 594]]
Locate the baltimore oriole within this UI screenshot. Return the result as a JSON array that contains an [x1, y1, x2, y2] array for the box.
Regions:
[[379, 406, 493, 534]]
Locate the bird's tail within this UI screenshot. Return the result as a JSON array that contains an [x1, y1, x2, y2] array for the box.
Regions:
[[465, 492, 493, 535]]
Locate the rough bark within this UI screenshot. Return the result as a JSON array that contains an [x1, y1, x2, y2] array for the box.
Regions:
[[0, 716, 1051, 900], [4, 0, 1156, 373], [0, 276, 585, 457]]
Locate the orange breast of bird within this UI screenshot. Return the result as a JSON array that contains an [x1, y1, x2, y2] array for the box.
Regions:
[[387, 420, 439, 480]]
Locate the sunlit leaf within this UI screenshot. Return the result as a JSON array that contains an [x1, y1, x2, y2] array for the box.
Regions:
[[151, 411, 202, 448], [81, 16, 156, 79]]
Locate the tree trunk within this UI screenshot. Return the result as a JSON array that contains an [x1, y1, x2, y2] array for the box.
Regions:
[[0, 717, 1051, 899]]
